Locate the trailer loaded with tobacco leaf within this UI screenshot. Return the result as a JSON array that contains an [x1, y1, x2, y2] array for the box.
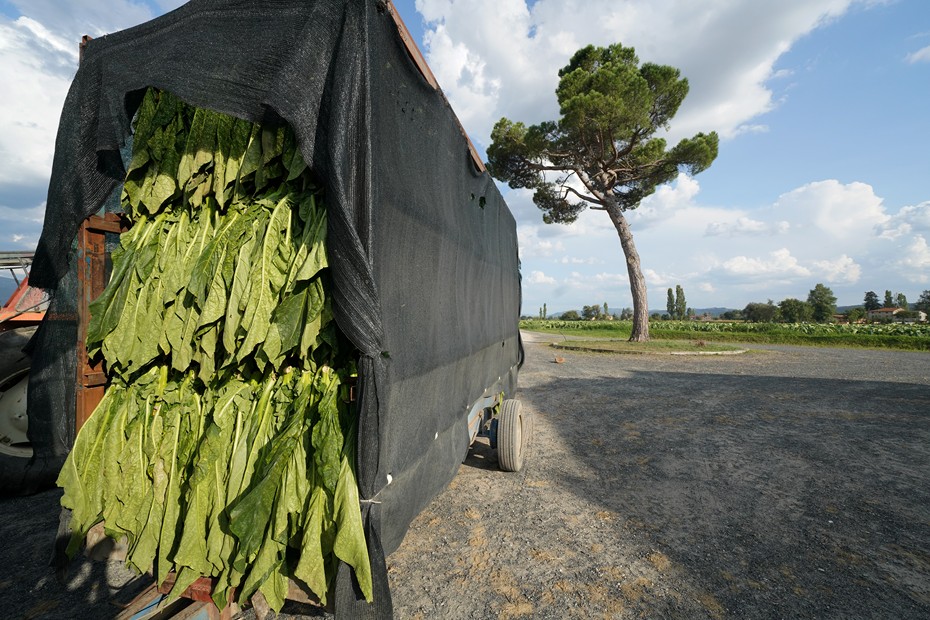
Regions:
[[27, 1, 524, 618]]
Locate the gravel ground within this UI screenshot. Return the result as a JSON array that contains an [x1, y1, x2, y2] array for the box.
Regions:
[[2, 333, 929, 619]]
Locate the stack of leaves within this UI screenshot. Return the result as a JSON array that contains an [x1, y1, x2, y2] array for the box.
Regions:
[[57, 89, 371, 611]]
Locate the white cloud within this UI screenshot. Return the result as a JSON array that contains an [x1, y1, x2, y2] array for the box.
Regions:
[[0, 203, 46, 224], [416, 0, 860, 145], [773, 179, 889, 239], [905, 44, 930, 64], [517, 225, 565, 257], [421, 24, 501, 131], [705, 216, 789, 237], [811, 254, 861, 283], [593, 272, 628, 285], [0, 1, 163, 204], [629, 173, 701, 228], [0, 21, 74, 186], [526, 270, 556, 285], [13, 17, 79, 64], [720, 248, 811, 279], [560, 256, 603, 265], [877, 201, 930, 239], [643, 268, 669, 288], [895, 235, 930, 283], [6, 0, 155, 42]]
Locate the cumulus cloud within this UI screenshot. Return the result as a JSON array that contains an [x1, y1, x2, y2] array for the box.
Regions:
[[628, 174, 701, 228], [0, 1, 163, 218], [517, 225, 565, 257], [416, 0, 860, 145], [5, 0, 155, 41], [593, 272, 628, 285], [773, 179, 889, 239], [876, 201, 930, 239], [895, 235, 930, 283], [720, 248, 811, 279], [705, 217, 790, 237], [0, 203, 46, 224], [811, 254, 861, 283], [905, 45, 930, 64], [526, 270, 556, 285], [560, 256, 603, 265], [0, 21, 74, 187]]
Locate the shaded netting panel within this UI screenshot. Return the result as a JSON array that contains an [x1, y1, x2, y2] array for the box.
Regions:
[[28, 1, 521, 618], [366, 14, 521, 555]]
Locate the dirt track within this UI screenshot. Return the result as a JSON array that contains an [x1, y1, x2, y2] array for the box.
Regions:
[[2, 333, 929, 619], [385, 334, 930, 619]]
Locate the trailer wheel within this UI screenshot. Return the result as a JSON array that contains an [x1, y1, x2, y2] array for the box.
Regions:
[[0, 327, 55, 494], [498, 399, 530, 472]]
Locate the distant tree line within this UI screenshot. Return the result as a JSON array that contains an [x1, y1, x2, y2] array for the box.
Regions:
[[523, 288, 930, 323]]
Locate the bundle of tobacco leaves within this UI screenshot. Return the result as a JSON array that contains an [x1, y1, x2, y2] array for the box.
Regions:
[[57, 89, 371, 611]]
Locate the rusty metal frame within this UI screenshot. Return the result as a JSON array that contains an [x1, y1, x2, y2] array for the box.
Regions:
[[74, 212, 129, 433]]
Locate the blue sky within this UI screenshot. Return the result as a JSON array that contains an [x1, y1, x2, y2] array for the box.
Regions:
[[1, 0, 928, 313]]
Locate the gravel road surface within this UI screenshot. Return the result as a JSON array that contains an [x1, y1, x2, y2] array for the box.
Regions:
[[2, 333, 928, 619]]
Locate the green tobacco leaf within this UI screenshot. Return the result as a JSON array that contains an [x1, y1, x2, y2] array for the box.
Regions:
[[86, 244, 134, 354], [255, 125, 285, 192], [222, 219, 260, 361], [172, 295, 203, 373], [229, 426, 299, 561], [58, 384, 126, 556], [236, 198, 292, 365], [126, 278, 162, 372], [224, 119, 252, 200], [237, 510, 284, 605], [113, 409, 154, 543], [126, 89, 159, 169], [283, 130, 308, 182], [67, 88, 369, 613], [263, 286, 307, 368], [332, 452, 372, 602], [178, 106, 206, 192], [138, 125, 180, 215], [173, 424, 223, 576], [235, 124, 263, 193], [311, 370, 343, 495], [212, 112, 234, 209], [291, 198, 328, 283], [293, 482, 331, 604]]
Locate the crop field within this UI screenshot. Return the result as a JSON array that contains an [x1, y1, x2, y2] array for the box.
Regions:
[[520, 319, 930, 351]]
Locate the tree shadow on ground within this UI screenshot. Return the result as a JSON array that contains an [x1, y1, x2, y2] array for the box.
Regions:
[[527, 370, 930, 619]]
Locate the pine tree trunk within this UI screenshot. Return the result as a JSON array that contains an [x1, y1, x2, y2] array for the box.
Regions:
[[606, 204, 650, 341]]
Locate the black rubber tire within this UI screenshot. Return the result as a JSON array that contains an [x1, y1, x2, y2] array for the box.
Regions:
[[498, 399, 530, 472], [0, 327, 56, 495]]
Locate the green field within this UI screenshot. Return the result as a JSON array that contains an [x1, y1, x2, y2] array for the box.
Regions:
[[520, 319, 930, 351]]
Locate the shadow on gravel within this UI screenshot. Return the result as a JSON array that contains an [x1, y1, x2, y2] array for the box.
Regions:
[[0, 489, 152, 619], [530, 370, 930, 619]]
